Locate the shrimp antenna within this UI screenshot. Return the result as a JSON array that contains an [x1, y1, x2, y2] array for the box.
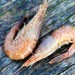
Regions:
[[13, 66, 25, 75]]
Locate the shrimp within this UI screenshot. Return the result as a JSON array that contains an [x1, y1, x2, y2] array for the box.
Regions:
[[4, 0, 48, 60], [23, 25, 75, 67]]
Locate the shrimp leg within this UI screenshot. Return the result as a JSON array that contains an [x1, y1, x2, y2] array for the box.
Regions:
[[4, 0, 48, 60], [49, 43, 75, 64]]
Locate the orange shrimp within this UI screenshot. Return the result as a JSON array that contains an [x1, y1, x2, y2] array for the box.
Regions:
[[4, 0, 48, 60], [23, 25, 75, 67]]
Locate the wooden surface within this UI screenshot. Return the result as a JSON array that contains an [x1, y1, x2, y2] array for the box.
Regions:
[[0, 0, 75, 75]]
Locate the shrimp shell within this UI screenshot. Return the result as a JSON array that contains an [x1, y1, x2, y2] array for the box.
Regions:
[[23, 25, 75, 66], [4, 0, 48, 60]]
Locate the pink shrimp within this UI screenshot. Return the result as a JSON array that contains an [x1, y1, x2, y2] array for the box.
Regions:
[[23, 25, 75, 67], [4, 0, 48, 60]]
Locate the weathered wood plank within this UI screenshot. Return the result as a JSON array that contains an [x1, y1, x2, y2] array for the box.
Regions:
[[1, 61, 23, 75], [60, 64, 75, 75], [0, 0, 75, 75]]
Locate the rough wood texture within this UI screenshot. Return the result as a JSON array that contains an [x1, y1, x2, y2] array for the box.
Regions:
[[0, 0, 75, 75]]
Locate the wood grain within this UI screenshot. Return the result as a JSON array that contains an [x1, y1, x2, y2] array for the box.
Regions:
[[0, 0, 75, 75]]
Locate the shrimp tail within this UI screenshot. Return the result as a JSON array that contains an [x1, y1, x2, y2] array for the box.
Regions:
[[22, 55, 38, 67]]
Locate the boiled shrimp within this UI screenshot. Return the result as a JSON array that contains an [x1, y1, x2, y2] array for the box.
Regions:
[[4, 0, 48, 60], [23, 25, 75, 66]]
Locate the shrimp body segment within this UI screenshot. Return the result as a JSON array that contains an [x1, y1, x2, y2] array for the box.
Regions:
[[23, 25, 75, 66], [4, 0, 48, 60]]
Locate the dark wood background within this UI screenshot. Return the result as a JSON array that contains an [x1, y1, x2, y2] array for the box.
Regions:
[[0, 0, 75, 75]]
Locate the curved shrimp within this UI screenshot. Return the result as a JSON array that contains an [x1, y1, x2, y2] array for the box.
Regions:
[[23, 25, 75, 66], [4, 0, 48, 60]]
